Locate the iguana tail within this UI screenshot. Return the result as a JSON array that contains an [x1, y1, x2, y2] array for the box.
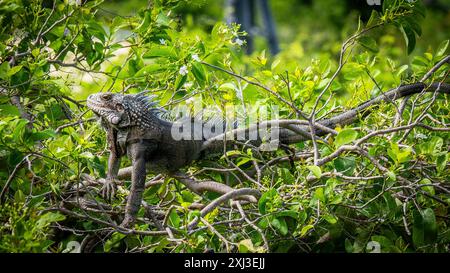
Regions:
[[281, 82, 450, 144], [201, 82, 449, 151]]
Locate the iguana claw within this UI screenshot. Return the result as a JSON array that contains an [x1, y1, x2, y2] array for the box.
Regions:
[[99, 178, 118, 201]]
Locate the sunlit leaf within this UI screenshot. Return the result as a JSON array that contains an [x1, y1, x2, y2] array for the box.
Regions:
[[335, 129, 358, 147]]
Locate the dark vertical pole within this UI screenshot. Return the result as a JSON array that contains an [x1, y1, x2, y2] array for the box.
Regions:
[[235, 0, 255, 53], [260, 0, 279, 54], [249, 0, 256, 51], [227, 0, 279, 55], [225, 0, 237, 25]]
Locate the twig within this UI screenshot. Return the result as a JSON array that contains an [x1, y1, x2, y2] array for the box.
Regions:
[[235, 201, 269, 252], [186, 188, 261, 230], [0, 156, 28, 202]]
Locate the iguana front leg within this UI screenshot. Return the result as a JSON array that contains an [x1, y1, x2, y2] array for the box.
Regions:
[[100, 152, 121, 200], [100, 126, 122, 200], [121, 141, 155, 227]]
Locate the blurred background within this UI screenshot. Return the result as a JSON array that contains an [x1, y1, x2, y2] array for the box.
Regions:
[[99, 0, 450, 64]]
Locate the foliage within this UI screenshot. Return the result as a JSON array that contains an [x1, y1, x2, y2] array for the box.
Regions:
[[0, 0, 449, 253]]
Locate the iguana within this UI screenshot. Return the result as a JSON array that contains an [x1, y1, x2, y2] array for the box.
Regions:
[[86, 82, 449, 226]]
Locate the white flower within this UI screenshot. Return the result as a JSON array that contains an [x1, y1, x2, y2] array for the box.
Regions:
[[234, 38, 244, 46], [192, 54, 200, 62], [415, 133, 427, 140], [185, 97, 195, 104], [179, 65, 188, 76], [68, 0, 82, 6], [159, 39, 166, 45]]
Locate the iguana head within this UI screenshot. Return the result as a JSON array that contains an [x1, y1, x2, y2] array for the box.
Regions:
[[87, 92, 162, 128]]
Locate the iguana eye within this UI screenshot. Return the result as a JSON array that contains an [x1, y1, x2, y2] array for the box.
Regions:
[[101, 93, 112, 100]]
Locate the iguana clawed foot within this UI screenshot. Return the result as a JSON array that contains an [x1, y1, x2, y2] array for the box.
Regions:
[[99, 178, 118, 201], [98, 178, 136, 228]]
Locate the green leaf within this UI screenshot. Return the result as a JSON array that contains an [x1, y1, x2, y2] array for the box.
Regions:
[[386, 171, 396, 182], [323, 215, 337, 224], [191, 62, 206, 86], [238, 239, 254, 253], [136, 10, 152, 33], [168, 210, 181, 228], [396, 64, 409, 77], [329, 195, 343, 205], [0, 62, 9, 79], [300, 224, 314, 237], [12, 119, 29, 142], [7, 65, 23, 76], [258, 189, 276, 214], [35, 212, 66, 229], [371, 235, 392, 246], [404, 17, 422, 36], [31, 48, 40, 58], [313, 187, 325, 203], [104, 232, 126, 252], [429, 136, 444, 154], [366, 10, 379, 27], [334, 157, 356, 176], [412, 0, 426, 18], [382, 0, 395, 13], [419, 178, 435, 196], [279, 168, 295, 184], [0, 105, 20, 117], [134, 64, 164, 77], [87, 20, 107, 43], [424, 52, 433, 61], [307, 165, 322, 178], [413, 208, 437, 247], [236, 157, 251, 167], [275, 210, 298, 219], [271, 59, 281, 70], [298, 211, 307, 224], [143, 46, 177, 59], [14, 189, 25, 203], [342, 63, 364, 81], [345, 238, 353, 253], [258, 217, 269, 229], [174, 74, 187, 91], [335, 129, 358, 147], [156, 12, 170, 26], [219, 82, 236, 92], [436, 153, 448, 174], [436, 39, 449, 57], [358, 36, 379, 53], [80, 152, 94, 159], [49, 39, 62, 52], [388, 143, 412, 164], [400, 24, 416, 55], [31, 129, 56, 141], [188, 210, 201, 222], [418, 136, 443, 155], [222, 150, 242, 158], [271, 217, 288, 236]]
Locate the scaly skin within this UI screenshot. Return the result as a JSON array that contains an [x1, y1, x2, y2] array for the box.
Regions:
[[87, 92, 203, 226], [87, 82, 449, 226]]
